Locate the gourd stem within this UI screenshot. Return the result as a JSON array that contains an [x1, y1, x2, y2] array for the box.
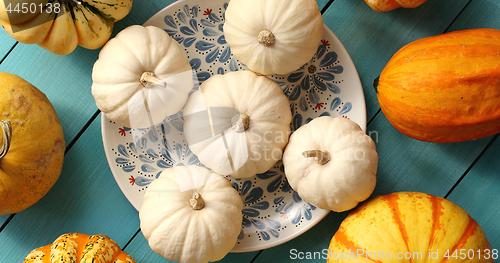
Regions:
[[373, 76, 380, 93], [302, 150, 330, 165], [140, 72, 166, 88], [0, 120, 12, 160], [258, 29, 275, 47], [189, 192, 205, 210], [231, 113, 250, 133]]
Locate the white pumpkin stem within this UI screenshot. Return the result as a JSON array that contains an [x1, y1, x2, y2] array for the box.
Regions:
[[0, 120, 12, 160], [231, 113, 250, 133], [302, 150, 330, 165], [140, 72, 166, 88], [189, 192, 205, 210], [258, 29, 275, 47]]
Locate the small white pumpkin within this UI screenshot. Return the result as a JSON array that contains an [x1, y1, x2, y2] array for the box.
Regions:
[[223, 0, 324, 75], [282, 116, 378, 212], [139, 166, 243, 263], [183, 71, 292, 178], [91, 25, 193, 128]]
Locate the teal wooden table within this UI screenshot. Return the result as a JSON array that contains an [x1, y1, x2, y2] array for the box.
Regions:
[[1, 0, 499, 262]]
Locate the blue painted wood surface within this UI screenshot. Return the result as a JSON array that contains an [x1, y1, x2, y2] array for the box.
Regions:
[[0, 0, 499, 262]]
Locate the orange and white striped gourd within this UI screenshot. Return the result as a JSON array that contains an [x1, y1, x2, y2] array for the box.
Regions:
[[375, 28, 500, 143], [24, 233, 136, 263]]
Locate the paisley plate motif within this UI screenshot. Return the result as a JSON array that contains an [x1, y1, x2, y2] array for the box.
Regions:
[[101, 0, 366, 252]]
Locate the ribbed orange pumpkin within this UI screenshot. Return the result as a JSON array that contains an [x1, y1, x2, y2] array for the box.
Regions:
[[327, 192, 493, 262], [375, 28, 500, 143], [364, 0, 427, 12], [24, 233, 136, 263]]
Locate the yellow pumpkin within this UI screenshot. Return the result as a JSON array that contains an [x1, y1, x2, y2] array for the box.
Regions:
[[327, 192, 493, 262], [375, 28, 500, 143], [0, 72, 65, 216], [365, 0, 427, 12], [0, 0, 132, 55], [24, 233, 136, 263]]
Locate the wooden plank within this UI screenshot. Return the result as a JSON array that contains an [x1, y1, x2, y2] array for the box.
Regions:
[[446, 0, 500, 31], [321, 0, 470, 122], [0, 115, 140, 262], [446, 136, 500, 253], [367, 117, 494, 197], [124, 231, 260, 262]]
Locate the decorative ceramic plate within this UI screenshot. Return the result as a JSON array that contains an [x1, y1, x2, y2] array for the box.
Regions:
[[101, 0, 366, 253]]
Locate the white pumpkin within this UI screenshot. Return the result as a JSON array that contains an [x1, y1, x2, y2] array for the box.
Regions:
[[282, 116, 378, 212], [139, 166, 243, 263], [91, 25, 193, 128], [183, 71, 292, 178], [223, 0, 324, 76]]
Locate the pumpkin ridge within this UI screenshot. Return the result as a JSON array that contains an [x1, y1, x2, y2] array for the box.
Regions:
[[73, 4, 111, 45], [78, 0, 111, 22], [333, 226, 383, 263], [73, 233, 89, 260], [427, 195, 444, 249], [440, 215, 480, 263], [178, 205, 198, 262], [381, 193, 411, 253], [86, 0, 132, 21], [41, 1, 61, 45]]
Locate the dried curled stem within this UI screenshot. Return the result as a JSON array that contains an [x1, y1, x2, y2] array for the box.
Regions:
[[0, 120, 12, 159], [302, 150, 331, 165], [140, 72, 166, 88]]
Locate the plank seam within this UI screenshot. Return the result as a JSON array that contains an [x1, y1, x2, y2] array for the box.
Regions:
[[122, 228, 142, 250], [367, 108, 381, 128], [0, 42, 18, 66], [442, 0, 473, 33], [0, 214, 15, 234], [444, 134, 499, 199], [321, 0, 335, 14], [65, 109, 101, 154], [250, 250, 264, 263]]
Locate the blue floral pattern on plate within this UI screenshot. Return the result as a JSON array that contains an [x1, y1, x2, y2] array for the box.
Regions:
[[102, 0, 366, 253]]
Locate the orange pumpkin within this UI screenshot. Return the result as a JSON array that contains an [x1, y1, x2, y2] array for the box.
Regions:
[[0, 72, 65, 215], [328, 192, 493, 262], [374, 28, 500, 143], [24, 233, 136, 263], [364, 0, 427, 12]]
